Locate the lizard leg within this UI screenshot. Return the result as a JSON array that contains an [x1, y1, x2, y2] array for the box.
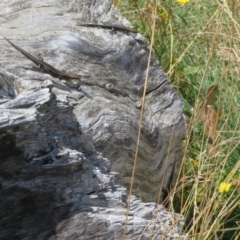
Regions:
[[36, 53, 44, 69]]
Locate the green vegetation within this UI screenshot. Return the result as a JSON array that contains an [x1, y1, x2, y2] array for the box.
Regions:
[[115, 0, 240, 239]]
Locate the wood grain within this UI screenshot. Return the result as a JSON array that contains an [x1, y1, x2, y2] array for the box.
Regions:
[[0, 0, 186, 239]]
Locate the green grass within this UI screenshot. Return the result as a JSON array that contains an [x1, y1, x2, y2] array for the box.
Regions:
[[115, 0, 240, 239]]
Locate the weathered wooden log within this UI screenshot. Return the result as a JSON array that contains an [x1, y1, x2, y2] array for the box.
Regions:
[[0, 0, 186, 239]]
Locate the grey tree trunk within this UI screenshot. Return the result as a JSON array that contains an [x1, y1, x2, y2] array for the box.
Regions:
[[0, 0, 186, 239]]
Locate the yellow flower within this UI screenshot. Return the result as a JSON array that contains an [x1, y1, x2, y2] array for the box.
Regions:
[[218, 182, 232, 193], [161, 9, 168, 20], [191, 159, 199, 166], [177, 0, 190, 5]]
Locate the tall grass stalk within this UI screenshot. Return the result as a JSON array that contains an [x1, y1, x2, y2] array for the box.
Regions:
[[115, 0, 240, 239]]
